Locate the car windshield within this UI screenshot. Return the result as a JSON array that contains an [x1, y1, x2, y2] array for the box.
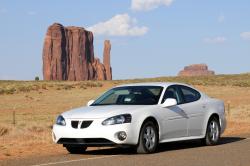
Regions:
[[92, 86, 163, 106]]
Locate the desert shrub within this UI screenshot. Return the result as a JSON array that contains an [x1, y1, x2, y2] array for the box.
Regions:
[[5, 88, 16, 94], [18, 86, 31, 92], [35, 76, 39, 81], [0, 88, 4, 95], [41, 84, 47, 90], [63, 85, 73, 90], [232, 82, 250, 87], [113, 81, 120, 85], [4, 153, 11, 156], [0, 126, 9, 136], [28, 126, 44, 133], [85, 82, 103, 88], [76, 82, 103, 89], [95, 82, 103, 87], [32, 84, 40, 91], [79, 84, 87, 89], [47, 84, 54, 88]]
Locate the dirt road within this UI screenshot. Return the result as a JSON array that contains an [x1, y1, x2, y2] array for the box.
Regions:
[[1, 135, 250, 166]]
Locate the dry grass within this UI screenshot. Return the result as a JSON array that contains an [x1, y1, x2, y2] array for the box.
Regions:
[[0, 74, 250, 160], [0, 81, 103, 95]]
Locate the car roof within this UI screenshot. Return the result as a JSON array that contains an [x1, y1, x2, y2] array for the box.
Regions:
[[115, 82, 191, 88]]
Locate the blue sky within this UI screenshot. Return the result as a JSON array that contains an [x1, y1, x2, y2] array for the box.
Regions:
[[0, 0, 249, 80]]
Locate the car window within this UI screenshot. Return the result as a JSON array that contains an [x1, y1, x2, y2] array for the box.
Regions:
[[161, 86, 182, 104], [92, 86, 163, 105], [179, 85, 201, 103]]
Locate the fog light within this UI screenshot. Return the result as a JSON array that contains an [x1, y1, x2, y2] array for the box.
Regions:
[[117, 131, 127, 141]]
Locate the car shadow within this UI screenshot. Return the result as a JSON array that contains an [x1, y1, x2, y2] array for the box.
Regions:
[[218, 136, 246, 145], [76, 136, 246, 155], [83, 147, 136, 155], [156, 136, 245, 153]]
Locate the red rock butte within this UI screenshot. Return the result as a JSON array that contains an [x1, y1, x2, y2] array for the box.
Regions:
[[42, 23, 112, 81], [178, 64, 215, 76]]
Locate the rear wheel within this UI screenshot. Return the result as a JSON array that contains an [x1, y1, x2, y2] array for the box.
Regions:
[[65, 145, 87, 154], [136, 121, 158, 154], [203, 117, 220, 146]]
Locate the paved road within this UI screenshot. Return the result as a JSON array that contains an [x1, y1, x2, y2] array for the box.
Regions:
[[1, 135, 250, 166]]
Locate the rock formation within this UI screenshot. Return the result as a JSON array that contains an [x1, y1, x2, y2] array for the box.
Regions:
[[178, 64, 215, 76], [42, 23, 112, 81], [103, 40, 112, 80]]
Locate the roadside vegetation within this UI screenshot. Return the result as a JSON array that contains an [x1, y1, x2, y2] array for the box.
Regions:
[[1, 73, 250, 95], [0, 81, 103, 95]]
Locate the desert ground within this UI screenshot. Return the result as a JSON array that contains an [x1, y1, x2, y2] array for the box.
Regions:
[[0, 74, 250, 160]]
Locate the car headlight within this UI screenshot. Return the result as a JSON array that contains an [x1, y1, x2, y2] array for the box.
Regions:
[[56, 115, 66, 126], [102, 114, 132, 125]]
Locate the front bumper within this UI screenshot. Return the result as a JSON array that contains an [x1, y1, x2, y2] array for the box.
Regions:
[[57, 138, 116, 146], [52, 118, 138, 146]]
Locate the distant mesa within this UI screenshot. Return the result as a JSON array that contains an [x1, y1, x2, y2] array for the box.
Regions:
[[42, 23, 112, 81], [178, 64, 215, 76]]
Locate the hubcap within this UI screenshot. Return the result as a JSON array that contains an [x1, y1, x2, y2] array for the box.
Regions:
[[143, 126, 156, 150], [209, 121, 219, 141]]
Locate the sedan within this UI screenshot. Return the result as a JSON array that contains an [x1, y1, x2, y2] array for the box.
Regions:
[[52, 82, 226, 154]]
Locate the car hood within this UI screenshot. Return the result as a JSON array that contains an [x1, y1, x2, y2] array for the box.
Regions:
[[62, 105, 154, 119]]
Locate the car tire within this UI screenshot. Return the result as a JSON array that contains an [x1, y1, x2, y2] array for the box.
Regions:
[[203, 117, 221, 146], [65, 145, 87, 154], [136, 121, 158, 154]]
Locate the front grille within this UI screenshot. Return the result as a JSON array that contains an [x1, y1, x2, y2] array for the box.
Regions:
[[80, 121, 93, 128], [71, 121, 79, 129], [58, 138, 115, 146], [71, 120, 93, 129]]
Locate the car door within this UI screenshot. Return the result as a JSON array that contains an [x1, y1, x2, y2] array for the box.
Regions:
[[159, 85, 188, 140], [177, 85, 206, 137]]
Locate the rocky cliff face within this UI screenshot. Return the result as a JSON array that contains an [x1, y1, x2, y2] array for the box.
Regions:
[[103, 40, 112, 80], [42, 23, 112, 81], [178, 64, 215, 76]]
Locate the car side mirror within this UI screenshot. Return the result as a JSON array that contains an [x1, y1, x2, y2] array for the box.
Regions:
[[87, 100, 95, 106], [161, 98, 177, 108]]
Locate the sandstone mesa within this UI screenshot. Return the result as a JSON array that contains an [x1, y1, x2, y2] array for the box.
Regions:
[[42, 23, 112, 81], [178, 64, 215, 76]]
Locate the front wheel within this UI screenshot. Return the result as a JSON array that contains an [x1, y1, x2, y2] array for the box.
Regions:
[[65, 145, 87, 154], [136, 121, 158, 154], [203, 117, 221, 146]]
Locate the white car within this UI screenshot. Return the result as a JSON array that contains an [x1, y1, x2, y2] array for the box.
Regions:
[[52, 82, 226, 154]]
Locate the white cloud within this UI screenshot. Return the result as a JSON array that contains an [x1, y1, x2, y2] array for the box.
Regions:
[[218, 13, 225, 23], [203, 36, 227, 44], [87, 13, 148, 36], [240, 32, 250, 40], [131, 0, 173, 11]]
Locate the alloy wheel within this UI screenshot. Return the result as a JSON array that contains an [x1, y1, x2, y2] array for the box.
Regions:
[[209, 120, 219, 142], [143, 126, 156, 150]]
